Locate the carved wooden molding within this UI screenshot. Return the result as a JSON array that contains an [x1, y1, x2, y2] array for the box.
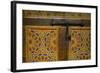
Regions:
[[23, 10, 91, 20]]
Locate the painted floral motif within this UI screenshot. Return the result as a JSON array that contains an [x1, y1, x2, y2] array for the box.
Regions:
[[68, 27, 91, 60], [23, 26, 59, 62]]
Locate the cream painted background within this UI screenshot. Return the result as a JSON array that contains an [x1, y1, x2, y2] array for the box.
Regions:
[[0, 0, 99, 73]]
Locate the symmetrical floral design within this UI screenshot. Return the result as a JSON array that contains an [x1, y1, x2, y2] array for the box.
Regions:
[[23, 26, 91, 62], [68, 27, 91, 60], [23, 26, 66, 62]]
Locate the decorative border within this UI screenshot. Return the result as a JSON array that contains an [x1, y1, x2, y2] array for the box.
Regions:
[[11, 1, 98, 72]]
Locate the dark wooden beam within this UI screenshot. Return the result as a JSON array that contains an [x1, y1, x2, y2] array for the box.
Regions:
[[23, 18, 90, 26]]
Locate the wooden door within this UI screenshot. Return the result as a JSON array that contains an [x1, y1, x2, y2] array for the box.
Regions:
[[68, 26, 91, 60], [23, 26, 66, 62]]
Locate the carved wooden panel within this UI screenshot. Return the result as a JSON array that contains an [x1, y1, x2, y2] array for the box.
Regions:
[[68, 27, 91, 60], [23, 26, 66, 62]]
